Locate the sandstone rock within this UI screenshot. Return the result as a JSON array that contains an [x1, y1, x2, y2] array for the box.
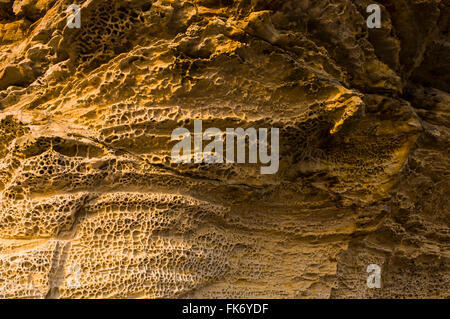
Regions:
[[12, 0, 54, 21], [0, 0, 448, 298]]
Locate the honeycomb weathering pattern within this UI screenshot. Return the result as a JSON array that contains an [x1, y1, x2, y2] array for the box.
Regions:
[[0, 0, 448, 298]]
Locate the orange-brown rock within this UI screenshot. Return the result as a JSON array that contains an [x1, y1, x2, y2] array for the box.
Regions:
[[0, 0, 448, 298]]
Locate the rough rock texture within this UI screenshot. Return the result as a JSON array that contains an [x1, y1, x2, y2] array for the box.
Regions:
[[0, 0, 448, 298]]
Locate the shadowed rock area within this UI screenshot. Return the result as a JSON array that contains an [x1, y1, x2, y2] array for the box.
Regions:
[[0, 0, 448, 298]]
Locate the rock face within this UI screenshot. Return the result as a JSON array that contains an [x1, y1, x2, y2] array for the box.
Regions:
[[0, 0, 448, 298]]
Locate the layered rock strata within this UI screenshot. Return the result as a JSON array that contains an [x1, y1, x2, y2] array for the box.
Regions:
[[0, 0, 448, 298]]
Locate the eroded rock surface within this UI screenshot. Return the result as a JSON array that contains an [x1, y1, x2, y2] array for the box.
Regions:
[[0, 0, 448, 298]]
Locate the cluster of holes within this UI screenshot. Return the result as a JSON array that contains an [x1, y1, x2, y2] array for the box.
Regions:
[[59, 193, 231, 298], [73, 3, 148, 70], [0, 194, 88, 238], [0, 242, 56, 298]]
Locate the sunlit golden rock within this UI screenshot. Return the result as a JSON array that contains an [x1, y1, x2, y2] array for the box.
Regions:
[[0, 0, 448, 298]]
